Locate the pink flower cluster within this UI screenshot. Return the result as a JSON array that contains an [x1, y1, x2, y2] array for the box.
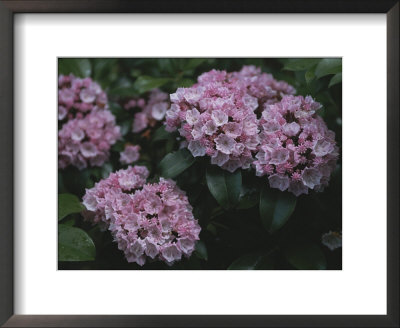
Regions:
[[131, 89, 170, 133], [109, 178, 201, 266], [165, 66, 296, 172], [82, 167, 201, 266], [58, 74, 108, 121], [229, 65, 296, 106], [120, 144, 141, 165], [82, 166, 150, 228], [254, 95, 339, 196], [58, 109, 121, 169], [58, 74, 121, 170]]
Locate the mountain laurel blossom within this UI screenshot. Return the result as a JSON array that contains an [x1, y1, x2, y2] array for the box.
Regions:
[[321, 231, 342, 251], [82, 165, 150, 228], [253, 95, 339, 196], [165, 66, 296, 172], [58, 74, 120, 169], [82, 167, 200, 266], [109, 178, 201, 266], [58, 74, 108, 121], [120, 144, 141, 165], [131, 89, 170, 133], [58, 109, 121, 169]]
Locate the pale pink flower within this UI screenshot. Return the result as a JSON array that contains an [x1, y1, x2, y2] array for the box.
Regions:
[[132, 113, 148, 133], [212, 110, 229, 126], [283, 122, 300, 136], [314, 139, 335, 157], [129, 89, 170, 133], [211, 151, 229, 166], [322, 231, 342, 251], [186, 108, 201, 125], [204, 120, 218, 135], [270, 148, 290, 165], [80, 142, 97, 158], [120, 145, 140, 165], [215, 134, 236, 155], [58, 106, 68, 120], [301, 168, 322, 189], [80, 88, 96, 103], [151, 102, 168, 121], [188, 140, 206, 157], [268, 174, 290, 191], [224, 122, 242, 137]]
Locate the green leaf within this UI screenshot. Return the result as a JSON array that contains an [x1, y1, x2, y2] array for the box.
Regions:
[[184, 58, 207, 71], [101, 162, 113, 179], [182, 256, 202, 270], [92, 58, 117, 81], [255, 254, 275, 269], [328, 73, 342, 88], [61, 216, 76, 226], [206, 166, 242, 210], [120, 119, 133, 136], [159, 148, 195, 178], [61, 167, 91, 196], [157, 58, 179, 74], [283, 58, 320, 71], [58, 193, 85, 221], [152, 126, 171, 143], [285, 243, 327, 270], [259, 186, 297, 233], [87, 225, 105, 247], [111, 140, 125, 152], [195, 241, 208, 261], [133, 76, 170, 94], [314, 58, 342, 78], [130, 69, 142, 78], [305, 69, 315, 84], [207, 223, 217, 236], [58, 225, 96, 261], [109, 77, 136, 97], [109, 86, 137, 97], [165, 138, 175, 153], [193, 192, 217, 223], [237, 189, 259, 210], [109, 102, 124, 116], [58, 58, 92, 77], [228, 252, 274, 270], [58, 172, 66, 194], [176, 78, 195, 88], [187, 184, 204, 204], [228, 253, 259, 270]]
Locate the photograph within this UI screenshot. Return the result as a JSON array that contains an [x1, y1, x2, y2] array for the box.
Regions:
[[57, 58, 342, 270]]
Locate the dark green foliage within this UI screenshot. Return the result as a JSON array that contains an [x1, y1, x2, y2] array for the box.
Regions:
[[260, 187, 297, 233], [58, 224, 96, 261], [58, 193, 85, 221], [159, 149, 196, 178], [284, 242, 327, 270], [206, 166, 242, 210]]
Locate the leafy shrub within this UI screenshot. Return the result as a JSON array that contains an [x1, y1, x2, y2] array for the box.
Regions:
[[58, 58, 342, 270]]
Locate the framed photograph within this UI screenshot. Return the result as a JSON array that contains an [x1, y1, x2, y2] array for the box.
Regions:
[[0, 1, 398, 327]]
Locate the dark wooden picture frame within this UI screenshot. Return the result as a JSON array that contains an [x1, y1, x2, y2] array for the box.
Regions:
[[0, 1, 398, 327]]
